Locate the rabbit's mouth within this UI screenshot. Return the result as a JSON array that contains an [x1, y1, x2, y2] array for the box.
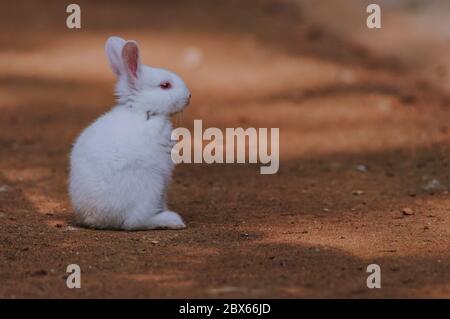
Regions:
[[170, 98, 190, 116]]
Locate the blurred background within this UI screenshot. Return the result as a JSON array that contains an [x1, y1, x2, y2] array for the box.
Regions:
[[0, 0, 449, 298]]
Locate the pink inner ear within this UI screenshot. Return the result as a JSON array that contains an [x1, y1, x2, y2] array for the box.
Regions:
[[122, 42, 139, 78]]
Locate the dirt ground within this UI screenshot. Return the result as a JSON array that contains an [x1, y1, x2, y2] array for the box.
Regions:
[[1, 0, 449, 298]]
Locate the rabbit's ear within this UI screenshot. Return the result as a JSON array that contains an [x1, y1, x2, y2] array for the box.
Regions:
[[105, 36, 126, 76], [121, 41, 141, 80]]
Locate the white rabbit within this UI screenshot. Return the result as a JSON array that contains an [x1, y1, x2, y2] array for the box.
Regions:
[[69, 36, 191, 230]]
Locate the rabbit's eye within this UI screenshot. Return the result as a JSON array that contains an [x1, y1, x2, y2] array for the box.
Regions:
[[159, 81, 172, 90]]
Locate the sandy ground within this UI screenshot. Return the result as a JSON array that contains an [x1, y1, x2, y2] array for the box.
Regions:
[[0, 0, 449, 298]]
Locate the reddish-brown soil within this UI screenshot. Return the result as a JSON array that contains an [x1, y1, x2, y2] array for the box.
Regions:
[[0, 0, 449, 298]]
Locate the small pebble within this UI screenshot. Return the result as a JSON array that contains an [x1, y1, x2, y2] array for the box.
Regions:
[[355, 164, 368, 172], [352, 190, 364, 196], [423, 179, 444, 192], [402, 208, 414, 216]]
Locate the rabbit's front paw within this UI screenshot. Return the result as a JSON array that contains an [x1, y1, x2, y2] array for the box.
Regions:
[[149, 211, 186, 229], [123, 210, 186, 230]]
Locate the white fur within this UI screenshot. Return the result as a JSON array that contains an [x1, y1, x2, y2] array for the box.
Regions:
[[69, 36, 190, 230]]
